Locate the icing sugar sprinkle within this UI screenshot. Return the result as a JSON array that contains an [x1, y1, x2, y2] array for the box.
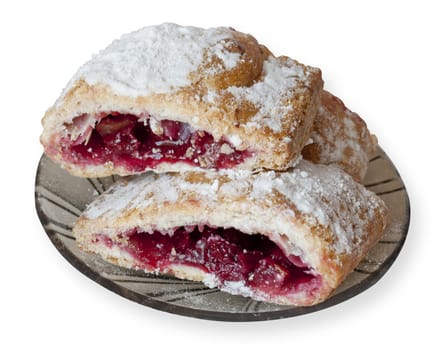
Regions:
[[63, 23, 241, 97], [227, 56, 311, 132], [310, 100, 372, 179], [83, 160, 385, 255]]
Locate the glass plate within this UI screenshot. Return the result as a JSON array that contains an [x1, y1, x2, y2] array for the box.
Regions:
[[35, 148, 410, 321]]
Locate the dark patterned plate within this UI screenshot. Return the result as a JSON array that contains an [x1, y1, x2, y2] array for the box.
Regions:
[[35, 148, 410, 321]]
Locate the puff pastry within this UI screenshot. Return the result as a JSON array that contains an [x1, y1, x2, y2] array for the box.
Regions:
[[41, 23, 322, 177], [302, 90, 377, 182], [73, 160, 388, 306]]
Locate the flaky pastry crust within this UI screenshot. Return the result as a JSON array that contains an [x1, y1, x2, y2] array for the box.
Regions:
[[73, 160, 389, 306], [41, 23, 322, 177], [302, 90, 377, 182]]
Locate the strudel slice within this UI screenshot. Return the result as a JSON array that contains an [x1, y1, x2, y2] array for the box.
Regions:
[[302, 90, 377, 182], [73, 160, 388, 306], [41, 23, 322, 177]]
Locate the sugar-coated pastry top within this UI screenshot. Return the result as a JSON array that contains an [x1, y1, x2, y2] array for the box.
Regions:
[[80, 160, 388, 256], [302, 90, 377, 182], [41, 23, 323, 176], [60, 23, 251, 98], [75, 159, 389, 300], [45, 22, 322, 135]]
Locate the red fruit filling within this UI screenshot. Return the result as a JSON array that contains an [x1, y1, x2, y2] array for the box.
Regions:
[[94, 226, 321, 299], [60, 113, 251, 171]]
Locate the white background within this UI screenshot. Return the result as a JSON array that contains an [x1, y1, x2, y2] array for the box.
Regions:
[[1, 0, 438, 348]]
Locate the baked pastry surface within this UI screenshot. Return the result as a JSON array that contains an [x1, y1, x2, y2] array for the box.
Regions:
[[302, 90, 377, 182], [41, 23, 322, 177], [73, 160, 389, 306]]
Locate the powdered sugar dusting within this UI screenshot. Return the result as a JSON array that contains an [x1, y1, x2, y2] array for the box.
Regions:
[[274, 161, 376, 253], [83, 160, 385, 255], [85, 173, 177, 219], [312, 105, 367, 167], [177, 178, 219, 197], [227, 56, 312, 132], [222, 280, 254, 298], [221, 162, 382, 254], [62, 23, 240, 97], [205, 39, 242, 73], [202, 274, 218, 288], [304, 92, 376, 181]]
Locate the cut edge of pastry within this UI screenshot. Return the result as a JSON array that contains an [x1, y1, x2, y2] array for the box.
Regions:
[[73, 162, 389, 306], [40, 24, 323, 177]]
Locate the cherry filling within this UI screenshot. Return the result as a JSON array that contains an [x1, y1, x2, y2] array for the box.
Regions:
[[94, 226, 321, 298], [61, 113, 251, 171]]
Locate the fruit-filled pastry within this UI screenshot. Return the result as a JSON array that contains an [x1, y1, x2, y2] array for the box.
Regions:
[[302, 90, 377, 182], [41, 23, 322, 177], [73, 160, 388, 306]]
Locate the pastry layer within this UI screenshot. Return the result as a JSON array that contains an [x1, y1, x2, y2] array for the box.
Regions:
[[41, 23, 322, 177], [74, 160, 389, 305], [302, 90, 377, 182]]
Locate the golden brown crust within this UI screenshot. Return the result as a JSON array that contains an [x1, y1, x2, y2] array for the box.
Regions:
[[40, 24, 322, 177], [73, 160, 389, 305], [302, 90, 377, 182], [189, 30, 267, 90]]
